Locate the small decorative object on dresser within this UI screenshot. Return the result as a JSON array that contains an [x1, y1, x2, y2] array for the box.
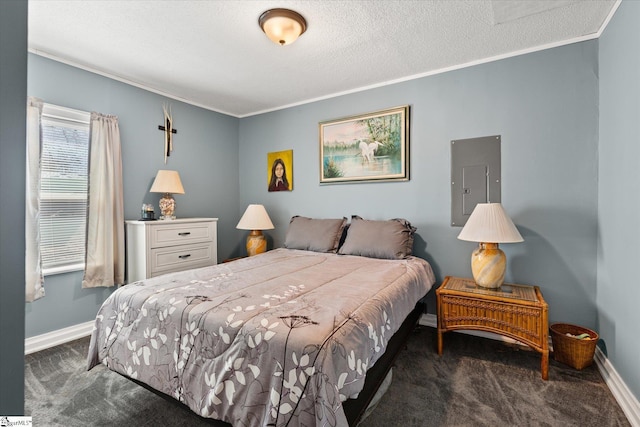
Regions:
[[140, 203, 155, 220], [125, 218, 217, 283], [436, 276, 549, 380]]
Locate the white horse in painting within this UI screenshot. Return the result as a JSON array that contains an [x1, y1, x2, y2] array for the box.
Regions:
[[359, 141, 382, 163]]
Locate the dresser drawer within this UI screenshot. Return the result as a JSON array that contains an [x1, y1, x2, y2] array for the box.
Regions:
[[150, 243, 215, 276], [150, 222, 214, 248]]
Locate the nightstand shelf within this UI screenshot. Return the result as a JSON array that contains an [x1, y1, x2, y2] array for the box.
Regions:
[[436, 276, 549, 380]]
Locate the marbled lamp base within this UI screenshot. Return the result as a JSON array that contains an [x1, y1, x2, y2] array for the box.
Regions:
[[246, 230, 267, 256], [470, 242, 506, 289]]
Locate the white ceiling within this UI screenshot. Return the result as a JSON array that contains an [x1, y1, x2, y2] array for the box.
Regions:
[[28, 1, 618, 118]]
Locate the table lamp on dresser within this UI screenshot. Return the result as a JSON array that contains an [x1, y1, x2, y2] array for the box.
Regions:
[[150, 170, 185, 220]]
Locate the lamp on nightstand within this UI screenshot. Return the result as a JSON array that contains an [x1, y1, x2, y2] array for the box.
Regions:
[[457, 203, 523, 289], [236, 204, 274, 256], [150, 170, 185, 220]]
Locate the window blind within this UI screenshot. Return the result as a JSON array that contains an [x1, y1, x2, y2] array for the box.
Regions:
[[40, 105, 90, 272]]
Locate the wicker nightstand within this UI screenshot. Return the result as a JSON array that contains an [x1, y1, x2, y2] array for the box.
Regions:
[[436, 276, 549, 380]]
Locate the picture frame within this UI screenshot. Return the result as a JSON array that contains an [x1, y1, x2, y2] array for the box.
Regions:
[[319, 105, 409, 184], [267, 149, 293, 192]]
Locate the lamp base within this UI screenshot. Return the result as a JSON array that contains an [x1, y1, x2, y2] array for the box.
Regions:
[[246, 230, 267, 256], [471, 242, 506, 289]]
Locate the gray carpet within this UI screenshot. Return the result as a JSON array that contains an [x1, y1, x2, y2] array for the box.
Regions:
[[25, 326, 630, 426]]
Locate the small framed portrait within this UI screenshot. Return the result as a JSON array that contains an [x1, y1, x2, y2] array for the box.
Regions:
[[267, 149, 293, 192]]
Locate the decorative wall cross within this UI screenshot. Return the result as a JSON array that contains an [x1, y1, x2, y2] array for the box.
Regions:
[[158, 104, 177, 163]]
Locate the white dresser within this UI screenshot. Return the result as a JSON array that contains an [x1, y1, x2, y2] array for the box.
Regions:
[[125, 217, 218, 283]]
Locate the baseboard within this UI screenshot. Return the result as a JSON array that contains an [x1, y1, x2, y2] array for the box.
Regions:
[[594, 346, 640, 427], [420, 313, 639, 427], [24, 320, 94, 355]]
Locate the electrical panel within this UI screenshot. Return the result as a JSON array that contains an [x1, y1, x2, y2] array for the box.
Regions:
[[451, 135, 501, 227]]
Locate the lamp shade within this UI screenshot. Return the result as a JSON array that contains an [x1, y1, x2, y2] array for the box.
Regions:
[[457, 203, 523, 243], [150, 170, 185, 194], [236, 204, 275, 231], [259, 9, 307, 46]]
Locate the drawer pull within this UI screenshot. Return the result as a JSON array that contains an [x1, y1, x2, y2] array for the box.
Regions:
[[178, 254, 191, 259], [178, 232, 191, 236]]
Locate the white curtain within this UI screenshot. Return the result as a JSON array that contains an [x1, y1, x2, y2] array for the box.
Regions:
[[82, 112, 125, 288], [26, 97, 45, 302]]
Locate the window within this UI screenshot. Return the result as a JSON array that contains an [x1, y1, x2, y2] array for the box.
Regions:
[[40, 104, 90, 275]]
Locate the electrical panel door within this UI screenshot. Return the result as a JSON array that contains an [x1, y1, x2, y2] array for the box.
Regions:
[[451, 135, 501, 226]]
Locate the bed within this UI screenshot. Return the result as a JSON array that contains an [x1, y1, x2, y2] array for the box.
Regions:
[[87, 216, 436, 426]]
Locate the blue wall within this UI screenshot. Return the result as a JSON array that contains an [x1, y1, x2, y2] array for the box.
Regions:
[[25, 54, 241, 337], [239, 41, 600, 325], [598, 0, 640, 403], [0, 0, 27, 415]]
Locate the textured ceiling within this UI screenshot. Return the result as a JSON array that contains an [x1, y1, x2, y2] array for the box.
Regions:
[[28, 1, 618, 117]]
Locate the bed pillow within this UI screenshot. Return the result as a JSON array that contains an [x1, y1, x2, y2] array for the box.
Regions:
[[284, 216, 347, 253], [338, 216, 416, 259]]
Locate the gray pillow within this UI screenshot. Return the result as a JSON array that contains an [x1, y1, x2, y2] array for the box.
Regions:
[[338, 216, 416, 259], [284, 216, 347, 253]]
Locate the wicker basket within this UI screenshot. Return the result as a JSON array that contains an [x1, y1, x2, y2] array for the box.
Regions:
[[550, 323, 599, 370]]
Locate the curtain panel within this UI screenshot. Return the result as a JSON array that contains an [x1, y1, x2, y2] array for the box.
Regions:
[[26, 97, 45, 302], [82, 113, 125, 288]]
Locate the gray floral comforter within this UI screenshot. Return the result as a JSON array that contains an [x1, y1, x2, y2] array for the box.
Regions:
[[87, 248, 435, 426]]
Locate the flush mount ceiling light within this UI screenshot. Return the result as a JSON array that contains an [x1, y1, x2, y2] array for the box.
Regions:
[[259, 8, 307, 46]]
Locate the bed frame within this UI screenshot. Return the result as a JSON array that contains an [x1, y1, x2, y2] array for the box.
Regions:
[[124, 300, 426, 426], [342, 300, 424, 424]]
